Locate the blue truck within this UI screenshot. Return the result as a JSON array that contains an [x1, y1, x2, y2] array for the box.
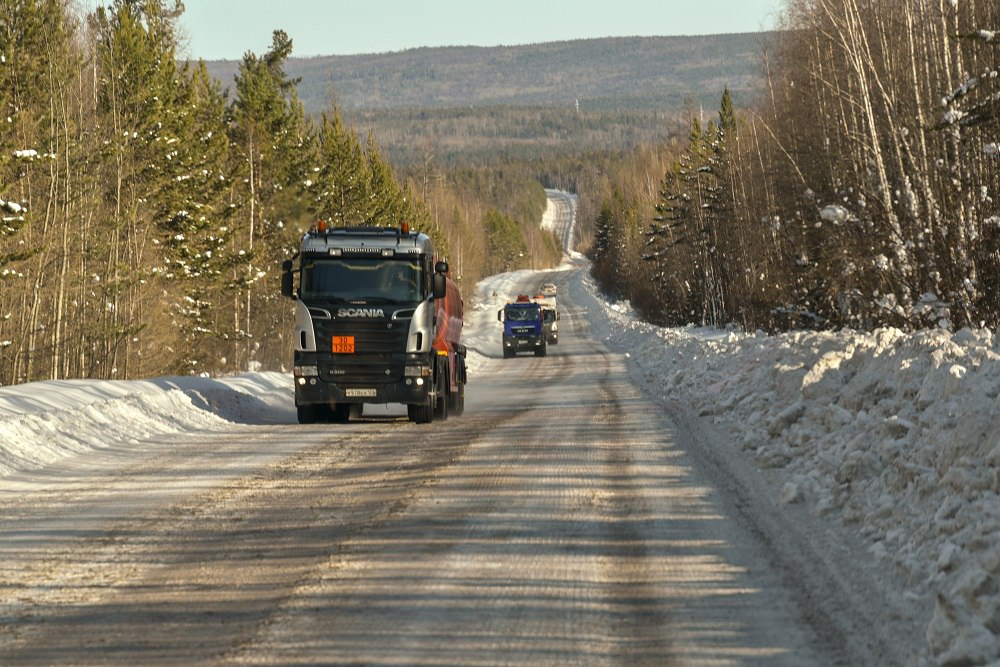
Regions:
[[498, 295, 547, 358]]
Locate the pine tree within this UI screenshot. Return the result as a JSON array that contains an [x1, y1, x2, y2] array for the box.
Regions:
[[364, 131, 407, 226], [0, 0, 64, 382], [938, 31, 1000, 131], [0, 0, 53, 252], [309, 104, 369, 226], [229, 30, 311, 370], [484, 209, 527, 274], [154, 61, 237, 373], [90, 0, 190, 378]]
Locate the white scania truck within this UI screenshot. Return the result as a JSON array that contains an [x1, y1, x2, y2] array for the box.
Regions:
[[281, 223, 466, 424]]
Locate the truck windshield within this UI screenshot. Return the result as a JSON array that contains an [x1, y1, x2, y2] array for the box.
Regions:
[[506, 306, 540, 321], [300, 258, 423, 303]]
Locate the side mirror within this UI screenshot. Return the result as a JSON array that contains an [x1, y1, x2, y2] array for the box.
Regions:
[[432, 273, 447, 299], [497, 310, 503, 322], [281, 259, 294, 299], [435, 260, 449, 274]]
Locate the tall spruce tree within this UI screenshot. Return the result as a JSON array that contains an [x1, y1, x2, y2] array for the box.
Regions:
[[229, 30, 310, 370], [0, 0, 68, 383], [155, 61, 236, 373], [484, 209, 527, 274], [91, 0, 189, 378], [698, 89, 740, 326], [309, 104, 369, 226], [647, 160, 692, 320], [365, 131, 407, 226]]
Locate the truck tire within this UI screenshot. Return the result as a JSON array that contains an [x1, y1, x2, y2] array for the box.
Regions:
[[448, 381, 465, 416], [433, 371, 449, 421], [297, 404, 318, 424], [407, 400, 434, 424], [535, 341, 547, 357], [329, 403, 352, 423]]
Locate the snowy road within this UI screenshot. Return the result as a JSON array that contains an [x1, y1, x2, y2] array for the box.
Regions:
[[0, 192, 929, 665], [0, 282, 830, 665]]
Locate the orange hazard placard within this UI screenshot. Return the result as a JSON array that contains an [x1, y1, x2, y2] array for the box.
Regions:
[[332, 336, 355, 354]]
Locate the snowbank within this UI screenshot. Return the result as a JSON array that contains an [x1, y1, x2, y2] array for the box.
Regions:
[[580, 271, 1000, 667], [0, 373, 294, 476]]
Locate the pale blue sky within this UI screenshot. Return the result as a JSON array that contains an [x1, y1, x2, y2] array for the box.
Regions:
[[164, 0, 786, 60]]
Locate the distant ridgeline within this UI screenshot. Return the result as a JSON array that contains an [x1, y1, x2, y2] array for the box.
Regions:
[[203, 34, 772, 163]]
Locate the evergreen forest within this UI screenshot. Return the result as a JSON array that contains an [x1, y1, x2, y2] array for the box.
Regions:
[[1, 0, 998, 387], [586, 1, 1000, 333], [0, 0, 559, 385]]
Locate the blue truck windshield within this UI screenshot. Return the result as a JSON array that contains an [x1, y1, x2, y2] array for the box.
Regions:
[[300, 258, 423, 302], [505, 305, 540, 321]]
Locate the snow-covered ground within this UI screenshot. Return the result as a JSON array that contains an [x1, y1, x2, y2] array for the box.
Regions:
[[2, 258, 998, 665], [0, 373, 294, 476], [577, 275, 1000, 667]]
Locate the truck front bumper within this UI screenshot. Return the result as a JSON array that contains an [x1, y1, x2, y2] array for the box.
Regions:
[[294, 376, 431, 407], [503, 334, 544, 351]]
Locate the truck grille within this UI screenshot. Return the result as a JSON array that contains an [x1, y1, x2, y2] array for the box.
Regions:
[[314, 318, 409, 384]]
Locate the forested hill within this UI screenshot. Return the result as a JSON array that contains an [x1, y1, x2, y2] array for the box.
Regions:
[[203, 34, 770, 113]]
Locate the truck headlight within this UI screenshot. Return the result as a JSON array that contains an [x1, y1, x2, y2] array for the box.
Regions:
[[405, 365, 430, 377], [294, 365, 319, 377]]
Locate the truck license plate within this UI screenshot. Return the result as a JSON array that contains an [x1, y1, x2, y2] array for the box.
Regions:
[[332, 336, 355, 353], [346, 388, 376, 397]]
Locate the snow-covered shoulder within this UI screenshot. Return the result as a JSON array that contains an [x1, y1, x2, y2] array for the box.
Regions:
[[577, 267, 1000, 667], [0, 372, 294, 477]]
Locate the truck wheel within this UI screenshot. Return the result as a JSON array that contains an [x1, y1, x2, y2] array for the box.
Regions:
[[297, 404, 318, 424], [407, 400, 434, 424], [503, 347, 513, 358], [448, 382, 465, 417], [329, 403, 352, 423], [434, 374, 449, 421], [535, 342, 547, 357]]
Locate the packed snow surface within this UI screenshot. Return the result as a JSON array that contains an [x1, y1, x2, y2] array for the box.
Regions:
[[2, 256, 999, 665], [576, 278, 1000, 667]]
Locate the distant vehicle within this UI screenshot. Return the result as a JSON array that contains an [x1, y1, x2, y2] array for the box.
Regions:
[[541, 283, 557, 297], [542, 307, 558, 344], [532, 294, 559, 345], [499, 295, 546, 357]]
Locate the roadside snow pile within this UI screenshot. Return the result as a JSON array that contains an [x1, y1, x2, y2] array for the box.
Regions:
[[582, 273, 1000, 667], [0, 373, 294, 477]]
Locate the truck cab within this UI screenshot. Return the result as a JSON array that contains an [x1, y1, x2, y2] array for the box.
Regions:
[[498, 295, 547, 358], [282, 224, 466, 424]]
